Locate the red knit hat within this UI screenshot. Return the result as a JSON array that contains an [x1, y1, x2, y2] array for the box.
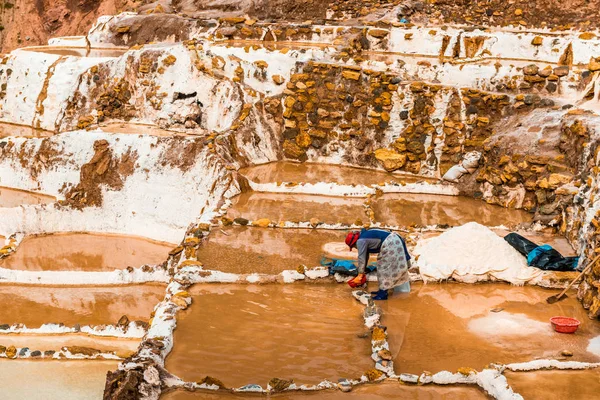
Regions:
[[345, 231, 360, 250]]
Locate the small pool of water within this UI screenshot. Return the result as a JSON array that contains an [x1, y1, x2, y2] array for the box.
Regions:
[[0, 334, 138, 357], [0, 233, 174, 271], [225, 192, 367, 225], [239, 162, 439, 186], [380, 282, 600, 375], [196, 226, 346, 275], [505, 369, 600, 399], [0, 187, 56, 208], [0, 360, 118, 400], [161, 381, 488, 399], [0, 284, 165, 327], [21, 47, 127, 58], [0, 123, 53, 138], [166, 284, 372, 387], [372, 193, 532, 228]]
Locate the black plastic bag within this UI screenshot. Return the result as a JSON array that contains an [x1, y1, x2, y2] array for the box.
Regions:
[[504, 233, 578, 272]]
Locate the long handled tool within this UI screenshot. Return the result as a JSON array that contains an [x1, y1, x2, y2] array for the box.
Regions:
[[546, 254, 600, 304]]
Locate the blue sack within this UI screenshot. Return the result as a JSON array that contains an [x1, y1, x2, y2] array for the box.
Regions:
[[320, 256, 377, 276]]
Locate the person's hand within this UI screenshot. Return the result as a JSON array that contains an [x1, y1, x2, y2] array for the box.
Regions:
[[348, 273, 367, 288]]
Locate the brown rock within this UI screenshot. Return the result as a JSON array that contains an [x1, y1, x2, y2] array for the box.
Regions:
[[368, 29, 389, 38], [252, 218, 271, 228], [342, 70, 361, 80], [66, 346, 100, 357], [283, 140, 306, 160], [272, 75, 285, 85], [523, 64, 539, 75], [589, 57, 600, 72], [374, 148, 407, 171], [531, 36, 543, 46], [553, 66, 569, 77], [6, 345, 16, 359]]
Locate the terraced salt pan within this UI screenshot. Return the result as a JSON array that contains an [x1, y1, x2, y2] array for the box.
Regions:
[[0, 334, 138, 356], [0, 122, 53, 138], [372, 193, 532, 228], [20, 46, 127, 58], [380, 282, 600, 375], [0, 233, 173, 271], [0, 187, 55, 208], [0, 360, 118, 400], [166, 284, 372, 387], [504, 369, 600, 399], [0, 284, 164, 327], [162, 381, 488, 399], [225, 192, 367, 226], [196, 226, 345, 274], [240, 162, 438, 186]]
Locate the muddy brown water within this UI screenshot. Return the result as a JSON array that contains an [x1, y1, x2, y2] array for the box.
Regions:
[[0, 334, 138, 356], [0, 360, 118, 400], [239, 162, 439, 186], [0, 186, 56, 208], [504, 369, 600, 399], [0, 284, 165, 327], [166, 284, 373, 387], [196, 226, 347, 274], [161, 382, 488, 399], [22, 47, 128, 58], [372, 193, 532, 228], [226, 192, 367, 225], [0, 233, 174, 271], [379, 282, 600, 375], [0, 122, 54, 138]]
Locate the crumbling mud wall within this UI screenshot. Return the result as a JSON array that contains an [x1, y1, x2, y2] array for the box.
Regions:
[[0, 130, 238, 243]]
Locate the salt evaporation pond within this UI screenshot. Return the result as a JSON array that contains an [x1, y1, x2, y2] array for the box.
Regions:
[[162, 381, 488, 399], [1, 334, 139, 356], [504, 369, 600, 399], [0, 284, 165, 327], [21, 46, 127, 58], [196, 226, 345, 274], [166, 284, 372, 387], [225, 192, 367, 225], [240, 161, 438, 186], [0, 233, 173, 271], [0, 186, 55, 208], [380, 282, 600, 374], [0, 360, 118, 400], [372, 193, 532, 227]]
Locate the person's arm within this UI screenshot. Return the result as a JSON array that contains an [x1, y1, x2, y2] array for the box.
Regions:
[[356, 238, 380, 274]]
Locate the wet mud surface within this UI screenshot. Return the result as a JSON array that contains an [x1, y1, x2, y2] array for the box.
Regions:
[[0, 186, 56, 208], [380, 282, 600, 375], [0, 360, 118, 400], [239, 162, 438, 186], [226, 192, 367, 225], [196, 227, 345, 274], [166, 284, 372, 387], [0, 284, 165, 327], [162, 381, 488, 399], [372, 193, 532, 228], [504, 369, 600, 399], [0, 233, 173, 271]]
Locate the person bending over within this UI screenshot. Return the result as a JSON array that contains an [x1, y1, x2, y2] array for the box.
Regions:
[[345, 228, 411, 300]]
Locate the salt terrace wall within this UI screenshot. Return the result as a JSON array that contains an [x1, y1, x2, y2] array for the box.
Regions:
[[0, 131, 239, 243]]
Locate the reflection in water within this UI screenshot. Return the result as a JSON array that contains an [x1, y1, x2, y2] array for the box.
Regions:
[[166, 284, 371, 387], [226, 192, 366, 225], [196, 226, 344, 274], [0, 233, 174, 271], [239, 161, 438, 185], [380, 282, 600, 374], [0, 186, 55, 208], [0, 284, 166, 327], [372, 193, 532, 227], [0, 361, 118, 400]]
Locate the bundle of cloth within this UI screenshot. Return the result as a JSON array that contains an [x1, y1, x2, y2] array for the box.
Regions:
[[504, 233, 579, 272]]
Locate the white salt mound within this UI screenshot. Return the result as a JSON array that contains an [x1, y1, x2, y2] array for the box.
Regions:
[[415, 222, 543, 284]]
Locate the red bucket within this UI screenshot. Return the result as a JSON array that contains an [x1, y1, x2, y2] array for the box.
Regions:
[[550, 316, 581, 334]]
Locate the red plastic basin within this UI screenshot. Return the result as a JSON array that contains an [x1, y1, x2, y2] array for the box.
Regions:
[[550, 316, 581, 334]]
